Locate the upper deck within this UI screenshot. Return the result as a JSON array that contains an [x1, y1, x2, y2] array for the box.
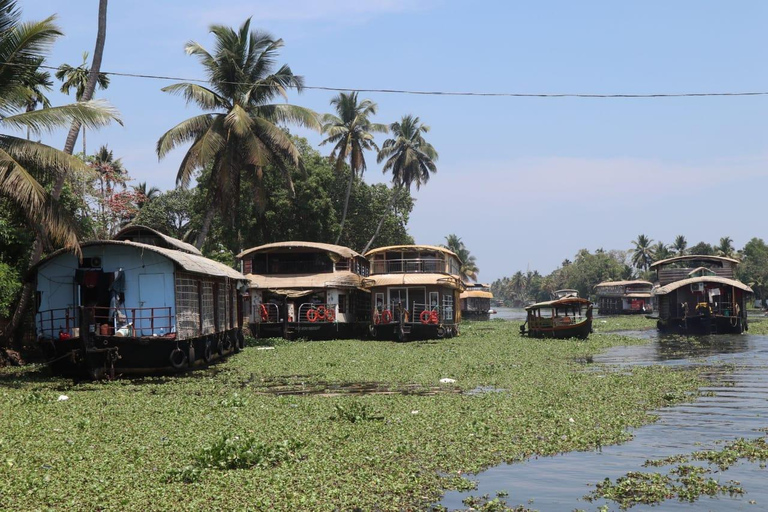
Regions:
[[594, 280, 653, 297], [650, 255, 739, 286], [237, 242, 369, 277], [364, 245, 462, 277]]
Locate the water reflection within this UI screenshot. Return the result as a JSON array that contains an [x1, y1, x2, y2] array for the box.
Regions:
[[440, 332, 768, 511]]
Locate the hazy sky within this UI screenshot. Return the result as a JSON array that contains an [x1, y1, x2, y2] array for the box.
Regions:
[[22, 1, 768, 281]]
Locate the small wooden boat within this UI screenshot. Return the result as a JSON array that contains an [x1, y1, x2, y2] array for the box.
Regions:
[[520, 297, 593, 339]]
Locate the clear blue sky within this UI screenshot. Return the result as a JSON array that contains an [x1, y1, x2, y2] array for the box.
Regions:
[[22, 1, 768, 282]]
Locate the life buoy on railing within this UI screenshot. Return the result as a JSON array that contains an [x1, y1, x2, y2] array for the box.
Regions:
[[420, 310, 431, 324], [381, 310, 392, 324], [325, 308, 335, 322], [430, 310, 439, 324], [307, 308, 319, 322], [316, 305, 327, 320], [259, 304, 269, 322]]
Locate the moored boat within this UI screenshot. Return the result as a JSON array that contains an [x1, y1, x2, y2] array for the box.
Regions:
[[594, 280, 653, 314], [520, 297, 593, 339], [362, 245, 464, 341], [31, 226, 248, 379], [460, 283, 494, 320], [650, 255, 752, 334]]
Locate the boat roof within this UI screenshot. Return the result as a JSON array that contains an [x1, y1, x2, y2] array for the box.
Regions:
[[654, 276, 753, 295], [525, 297, 592, 310], [594, 280, 653, 289], [364, 245, 459, 260], [362, 273, 464, 290], [237, 241, 362, 260], [113, 225, 201, 255], [460, 290, 493, 299], [245, 271, 363, 290], [31, 241, 246, 281], [650, 255, 740, 269]]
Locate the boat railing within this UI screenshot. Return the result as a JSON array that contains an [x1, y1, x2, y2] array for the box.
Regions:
[[678, 300, 740, 318], [36, 306, 79, 339], [297, 303, 337, 323], [371, 258, 445, 275], [90, 305, 174, 337], [258, 302, 280, 323]]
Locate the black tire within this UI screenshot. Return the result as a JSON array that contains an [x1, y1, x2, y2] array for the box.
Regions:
[[216, 337, 224, 356], [203, 340, 213, 363], [188, 344, 196, 367], [169, 348, 187, 370], [237, 331, 245, 350]]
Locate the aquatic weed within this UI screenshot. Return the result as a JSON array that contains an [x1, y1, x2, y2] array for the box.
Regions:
[[193, 435, 305, 470]]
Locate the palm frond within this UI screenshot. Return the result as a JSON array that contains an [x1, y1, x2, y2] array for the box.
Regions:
[[156, 113, 215, 158], [2, 99, 121, 134], [161, 82, 227, 111]]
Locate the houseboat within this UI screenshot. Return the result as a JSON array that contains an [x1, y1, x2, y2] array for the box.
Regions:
[[460, 283, 494, 320], [594, 280, 653, 314], [650, 255, 752, 334], [521, 297, 593, 339], [32, 226, 248, 379], [237, 242, 370, 339], [553, 289, 579, 299], [362, 245, 465, 341]]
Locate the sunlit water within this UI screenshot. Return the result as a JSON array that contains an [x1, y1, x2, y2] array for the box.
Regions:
[[440, 328, 768, 511]]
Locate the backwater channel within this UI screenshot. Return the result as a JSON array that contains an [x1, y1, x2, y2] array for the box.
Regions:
[[440, 322, 768, 511]]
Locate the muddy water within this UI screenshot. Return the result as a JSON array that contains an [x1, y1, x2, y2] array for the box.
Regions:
[[440, 330, 768, 511]]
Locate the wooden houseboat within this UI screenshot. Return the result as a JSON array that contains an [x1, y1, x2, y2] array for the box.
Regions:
[[362, 245, 465, 341], [32, 226, 248, 379], [521, 297, 593, 339], [553, 289, 579, 299], [594, 280, 653, 314], [237, 242, 370, 340], [650, 255, 752, 334], [460, 283, 494, 320]]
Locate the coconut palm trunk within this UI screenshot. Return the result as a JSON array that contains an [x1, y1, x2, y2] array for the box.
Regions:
[[6, 0, 109, 347], [335, 169, 354, 244], [361, 186, 400, 254]]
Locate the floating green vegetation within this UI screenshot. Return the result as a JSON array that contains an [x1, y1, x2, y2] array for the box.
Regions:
[[591, 435, 768, 508], [0, 321, 709, 511]]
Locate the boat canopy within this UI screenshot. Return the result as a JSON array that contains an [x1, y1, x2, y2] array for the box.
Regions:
[[246, 272, 362, 290], [113, 225, 202, 255], [594, 280, 653, 289], [237, 241, 361, 260], [364, 244, 459, 260], [650, 255, 740, 269], [654, 276, 753, 295], [362, 273, 464, 289], [525, 297, 591, 310], [460, 290, 493, 299]]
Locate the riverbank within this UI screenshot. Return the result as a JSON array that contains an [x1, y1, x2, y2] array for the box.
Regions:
[[0, 319, 708, 511]]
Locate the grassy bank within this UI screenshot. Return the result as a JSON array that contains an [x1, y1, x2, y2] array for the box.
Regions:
[[0, 319, 708, 511]]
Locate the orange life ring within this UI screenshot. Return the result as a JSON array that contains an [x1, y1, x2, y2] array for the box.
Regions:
[[325, 308, 335, 322], [381, 310, 392, 324], [307, 308, 319, 322], [316, 305, 327, 320], [259, 304, 269, 322], [420, 310, 431, 324], [430, 310, 439, 324]]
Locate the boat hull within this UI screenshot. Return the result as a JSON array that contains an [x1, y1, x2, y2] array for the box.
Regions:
[[369, 322, 458, 341], [251, 321, 367, 340], [656, 315, 746, 335], [526, 319, 592, 339]]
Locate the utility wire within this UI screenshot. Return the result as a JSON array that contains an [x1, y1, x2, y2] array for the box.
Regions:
[[8, 61, 768, 99]]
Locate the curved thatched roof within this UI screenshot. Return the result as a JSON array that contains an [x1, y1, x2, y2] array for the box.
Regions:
[[594, 280, 653, 289], [460, 290, 493, 299], [113, 225, 201, 255], [32, 241, 245, 281], [526, 297, 592, 310], [244, 271, 363, 290], [364, 245, 459, 260], [654, 276, 753, 295], [650, 255, 740, 269], [362, 273, 464, 290], [237, 241, 361, 260]]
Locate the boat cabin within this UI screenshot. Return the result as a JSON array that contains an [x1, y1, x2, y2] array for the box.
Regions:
[[460, 283, 494, 320], [237, 242, 370, 339], [32, 227, 248, 379], [650, 255, 752, 334], [594, 280, 653, 314], [522, 297, 593, 339], [362, 245, 464, 340], [552, 289, 579, 299]]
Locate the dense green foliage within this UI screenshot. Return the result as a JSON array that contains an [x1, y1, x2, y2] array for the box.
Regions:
[[0, 320, 709, 511]]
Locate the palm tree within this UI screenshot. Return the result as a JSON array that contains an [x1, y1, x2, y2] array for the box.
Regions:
[[672, 235, 687, 257], [716, 236, 736, 259], [132, 181, 161, 209], [652, 241, 672, 262], [631, 234, 655, 271], [443, 234, 479, 282], [361, 115, 437, 253], [20, 59, 53, 140], [157, 18, 319, 250], [320, 92, 387, 244], [2, 0, 119, 346], [55, 51, 110, 156], [89, 145, 127, 237]]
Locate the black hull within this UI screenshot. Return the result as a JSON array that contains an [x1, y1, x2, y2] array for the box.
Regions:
[[369, 322, 458, 341], [656, 315, 746, 335], [461, 311, 491, 321], [251, 321, 367, 340], [40, 328, 244, 379], [525, 319, 592, 340]]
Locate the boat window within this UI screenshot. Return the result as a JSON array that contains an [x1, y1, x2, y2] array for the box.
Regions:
[[338, 294, 347, 314]]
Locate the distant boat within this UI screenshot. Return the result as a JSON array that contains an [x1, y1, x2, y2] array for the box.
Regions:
[[594, 280, 653, 315], [460, 283, 494, 320], [650, 255, 752, 334], [520, 297, 593, 339], [552, 289, 579, 299]]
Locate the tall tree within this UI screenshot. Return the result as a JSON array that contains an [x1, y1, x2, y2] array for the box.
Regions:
[[672, 235, 687, 257], [443, 234, 479, 282], [132, 181, 160, 209], [320, 92, 386, 244], [361, 115, 437, 253], [157, 18, 319, 250], [630, 234, 655, 271], [688, 241, 715, 256], [5, 0, 119, 346], [20, 59, 52, 139], [55, 51, 110, 156], [652, 241, 672, 262], [716, 236, 736, 259]]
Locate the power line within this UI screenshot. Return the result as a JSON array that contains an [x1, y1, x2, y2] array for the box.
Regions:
[[8, 61, 768, 99]]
